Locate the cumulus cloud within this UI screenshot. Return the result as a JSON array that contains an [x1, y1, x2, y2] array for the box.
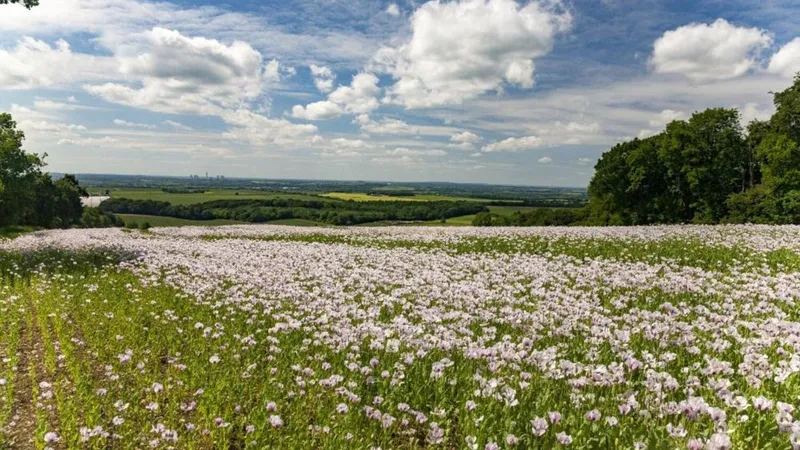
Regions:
[[114, 119, 156, 129], [373, 0, 571, 108], [651, 19, 772, 82], [538, 156, 552, 163], [768, 38, 800, 79], [292, 101, 344, 120], [328, 73, 381, 114], [0, 38, 116, 89], [450, 131, 482, 144], [386, 4, 400, 17], [483, 135, 543, 152], [220, 109, 317, 146], [310, 64, 336, 93], [293, 72, 380, 120], [86, 28, 275, 115]]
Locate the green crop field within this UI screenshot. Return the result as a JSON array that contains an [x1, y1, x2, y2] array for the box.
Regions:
[[321, 192, 502, 203], [94, 188, 322, 205]]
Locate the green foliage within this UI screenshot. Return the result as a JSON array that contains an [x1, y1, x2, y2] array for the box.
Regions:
[[79, 208, 124, 228], [101, 197, 488, 226], [0, 0, 38, 8], [588, 75, 800, 225], [0, 113, 91, 229]]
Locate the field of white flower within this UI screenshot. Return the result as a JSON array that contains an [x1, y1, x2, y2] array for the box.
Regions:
[[2, 225, 800, 449]]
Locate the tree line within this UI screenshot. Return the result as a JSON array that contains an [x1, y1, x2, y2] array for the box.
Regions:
[[100, 198, 488, 226], [587, 75, 800, 225], [0, 114, 120, 230]]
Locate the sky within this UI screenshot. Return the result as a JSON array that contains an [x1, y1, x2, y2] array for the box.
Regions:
[[0, 0, 798, 187]]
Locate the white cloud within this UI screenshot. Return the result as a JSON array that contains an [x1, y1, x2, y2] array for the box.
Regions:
[[310, 64, 335, 93], [114, 119, 156, 129], [292, 101, 344, 120], [538, 156, 552, 163], [577, 157, 593, 165], [220, 109, 317, 146], [483, 135, 543, 152], [0, 38, 116, 89], [386, 4, 400, 17], [374, 0, 571, 108], [163, 120, 193, 131], [651, 19, 772, 82], [648, 109, 686, 127], [58, 136, 118, 146], [450, 131, 482, 144], [739, 102, 774, 126], [768, 38, 800, 79], [360, 117, 419, 135], [331, 137, 369, 149], [87, 27, 273, 115], [387, 147, 446, 156], [328, 73, 381, 114], [293, 72, 380, 120]]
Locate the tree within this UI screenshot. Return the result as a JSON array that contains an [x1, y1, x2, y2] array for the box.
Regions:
[[0, 0, 39, 8], [0, 113, 45, 226], [1, 113, 88, 229]]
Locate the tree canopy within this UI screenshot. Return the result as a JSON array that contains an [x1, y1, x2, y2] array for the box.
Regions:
[[0, 0, 39, 8], [0, 113, 92, 229], [587, 74, 800, 225]]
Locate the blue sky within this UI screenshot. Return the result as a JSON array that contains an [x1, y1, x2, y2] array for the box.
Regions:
[[0, 0, 798, 186]]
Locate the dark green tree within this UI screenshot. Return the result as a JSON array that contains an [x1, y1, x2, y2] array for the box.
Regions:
[[0, 113, 46, 226], [0, 0, 39, 8]]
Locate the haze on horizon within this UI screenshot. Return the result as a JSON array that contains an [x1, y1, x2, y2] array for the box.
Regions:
[[1, 0, 798, 187]]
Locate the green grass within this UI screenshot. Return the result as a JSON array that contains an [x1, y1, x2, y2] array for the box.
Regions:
[[321, 192, 503, 203], [117, 214, 243, 227], [0, 226, 35, 239], [95, 188, 322, 205]]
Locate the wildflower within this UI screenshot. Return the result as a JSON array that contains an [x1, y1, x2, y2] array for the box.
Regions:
[[506, 434, 518, 446], [753, 396, 773, 412], [549, 411, 562, 424], [266, 401, 277, 411], [465, 400, 477, 411], [485, 442, 499, 450], [585, 409, 601, 422], [152, 382, 164, 393], [427, 424, 444, 445], [556, 432, 572, 446], [269, 415, 283, 428], [531, 417, 548, 436], [112, 417, 125, 426], [209, 355, 220, 364], [0, 379, 6, 386], [44, 432, 59, 443], [336, 403, 349, 414], [706, 433, 732, 450]]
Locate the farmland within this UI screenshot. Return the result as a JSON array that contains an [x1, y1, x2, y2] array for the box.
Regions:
[[321, 192, 504, 203], [93, 188, 322, 206], [2, 225, 800, 449]]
